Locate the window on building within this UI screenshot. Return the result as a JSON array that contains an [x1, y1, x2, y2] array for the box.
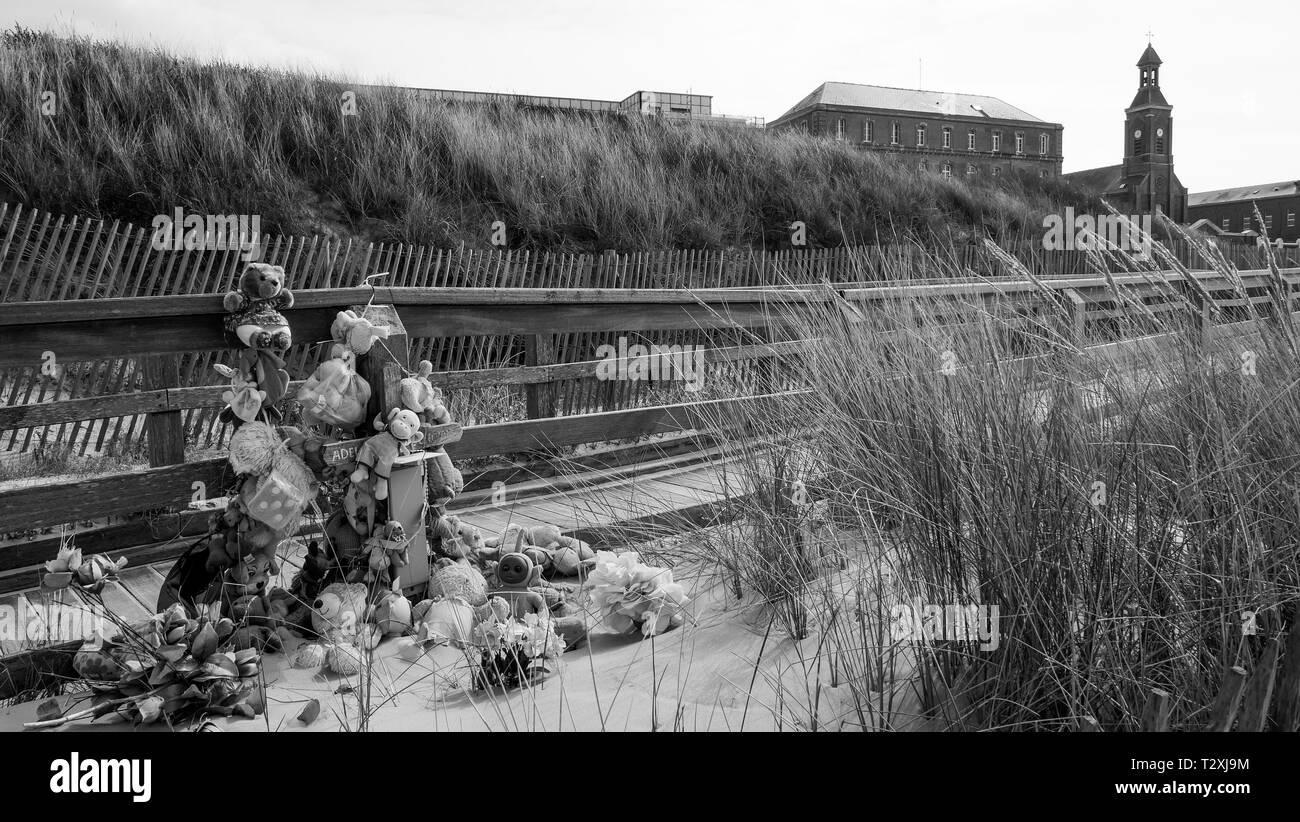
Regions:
[[1222, 218, 1230, 230], [991, 166, 1001, 177], [1154, 133, 1165, 153], [917, 124, 927, 147], [1015, 132, 1025, 154], [992, 131, 1002, 152], [1039, 134, 1049, 155], [1265, 215, 1273, 230], [1245, 215, 1253, 231], [1289, 211, 1296, 228], [967, 130, 977, 151], [1133, 133, 1143, 155], [942, 127, 952, 148], [1040, 169, 1049, 179], [835, 118, 846, 140], [941, 162, 952, 178], [966, 163, 976, 176], [891, 122, 900, 145], [864, 120, 873, 143]]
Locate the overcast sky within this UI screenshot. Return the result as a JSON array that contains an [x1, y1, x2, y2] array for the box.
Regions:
[[6, 0, 1296, 191]]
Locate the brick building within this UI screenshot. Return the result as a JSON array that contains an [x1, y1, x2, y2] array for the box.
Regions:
[[1063, 44, 1188, 222], [767, 81, 1063, 179], [1187, 181, 1300, 242]]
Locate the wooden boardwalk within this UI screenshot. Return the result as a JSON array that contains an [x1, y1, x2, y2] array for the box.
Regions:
[[0, 454, 746, 658]]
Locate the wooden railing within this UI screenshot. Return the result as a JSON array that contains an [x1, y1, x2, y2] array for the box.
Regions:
[[1, 267, 1297, 587]]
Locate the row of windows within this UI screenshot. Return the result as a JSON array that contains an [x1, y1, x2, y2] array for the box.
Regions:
[[1221, 212, 1298, 231], [835, 118, 1050, 155], [919, 160, 1052, 179]]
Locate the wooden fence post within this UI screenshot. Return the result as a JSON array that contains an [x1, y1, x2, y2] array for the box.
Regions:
[[142, 354, 184, 466], [1203, 665, 1249, 731], [352, 304, 408, 425], [525, 333, 556, 419]]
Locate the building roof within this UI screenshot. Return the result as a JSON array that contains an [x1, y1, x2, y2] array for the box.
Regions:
[[1137, 44, 1162, 66], [1063, 164, 1125, 194], [1188, 180, 1300, 206], [772, 81, 1048, 125]]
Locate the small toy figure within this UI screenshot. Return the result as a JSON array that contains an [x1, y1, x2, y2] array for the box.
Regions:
[[350, 408, 424, 501]]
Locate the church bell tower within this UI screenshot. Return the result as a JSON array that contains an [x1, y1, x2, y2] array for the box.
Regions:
[[1121, 43, 1186, 221]]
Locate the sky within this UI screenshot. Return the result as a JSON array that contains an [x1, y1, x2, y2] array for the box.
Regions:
[[4, 0, 1297, 191]]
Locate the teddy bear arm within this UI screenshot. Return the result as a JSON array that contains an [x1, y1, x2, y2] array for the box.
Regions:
[[223, 291, 248, 312]]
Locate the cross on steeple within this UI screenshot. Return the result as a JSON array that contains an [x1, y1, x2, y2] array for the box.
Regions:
[[1145, 28, 1154, 43]]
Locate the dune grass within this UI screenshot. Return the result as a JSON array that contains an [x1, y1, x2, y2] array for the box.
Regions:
[[0, 25, 1095, 253], [687, 226, 1300, 730]]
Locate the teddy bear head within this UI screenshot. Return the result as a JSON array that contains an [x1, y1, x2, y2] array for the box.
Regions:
[[239, 263, 288, 301], [331, 310, 391, 356], [375, 408, 424, 443], [380, 520, 406, 543], [328, 342, 357, 370]]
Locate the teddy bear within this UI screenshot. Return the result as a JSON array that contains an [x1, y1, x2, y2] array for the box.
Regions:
[[331, 309, 391, 356], [280, 540, 331, 635], [223, 263, 295, 353], [350, 408, 424, 501], [298, 343, 372, 433], [399, 360, 452, 427]]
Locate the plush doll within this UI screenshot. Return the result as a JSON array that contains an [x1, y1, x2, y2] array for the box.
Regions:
[[483, 523, 596, 577], [223, 263, 295, 353], [491, 553, 549, 620], [279, 426, 328, 480], [281, 541, 331, 636], [331, 309, 391, 356], [409, 597, 477, 646], [425, 449, 463, 507], [298, 343, 372, 433], [427, 556, 488, 607], [359, 521, 409, 588], [214, 363, 266, 424], [399, 360, 452, 426], [350, 408, 424, 501], [370, 590, 412, 636], [222, 264, 295, 414], [431, 514, 484, 562], [310, 582, 369, 643]]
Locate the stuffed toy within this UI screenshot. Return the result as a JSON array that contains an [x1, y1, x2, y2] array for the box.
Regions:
[[223, 263, 294, 353], [359, 520, 409, 588], [214, 363, 266, 424], [370, 590, 412, 636], [298, 343, 372, 433], [222, 264, 295, 414], [483, 523, 596, 578], [281, 541, 331, 635], [399, 360, 452, 426], [342, 481, 375, 539], [490, 553, 549, 620], [425, 449, 463, 507], [350, 408, 424, 501], [279, 426, 328, 480], [431, 514, 484, 562], [228, 421, 281, 476], [410, 597, 477, 646], [310, 582, 369, 643], [426, 556, 488, 607], [331, 309, 391, 356]]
